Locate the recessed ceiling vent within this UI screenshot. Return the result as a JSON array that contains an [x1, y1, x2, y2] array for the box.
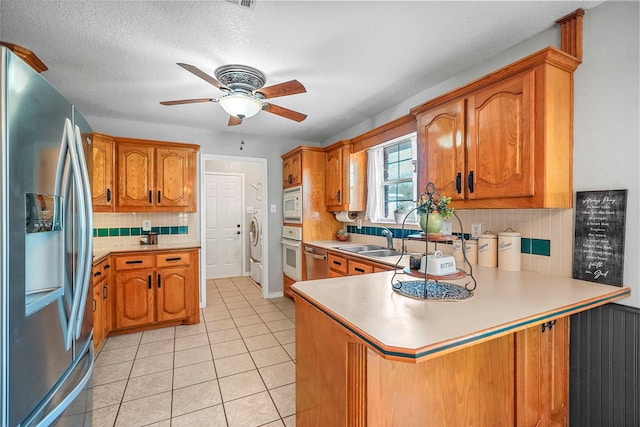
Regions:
[[225, 0, 256, 10]]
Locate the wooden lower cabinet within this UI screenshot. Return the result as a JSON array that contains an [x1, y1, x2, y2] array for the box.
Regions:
[[92, 257, 112, 352], [112, 249, 199, 332], [295, 296, 569, 426], [283, 275, 296, 299]]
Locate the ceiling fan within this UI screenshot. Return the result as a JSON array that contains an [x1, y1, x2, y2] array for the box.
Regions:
[[160, 63, 307, 126]]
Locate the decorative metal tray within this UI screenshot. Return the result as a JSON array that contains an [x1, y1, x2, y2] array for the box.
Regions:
[[392, 280, 473, 301]]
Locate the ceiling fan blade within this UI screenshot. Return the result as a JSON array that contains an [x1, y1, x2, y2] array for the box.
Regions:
[[257, 80, 306, 99], [228, 116, 242, 126], [177, 63, 228, 91], [160, 98, 214, 106], [264, 103, 307, 122]]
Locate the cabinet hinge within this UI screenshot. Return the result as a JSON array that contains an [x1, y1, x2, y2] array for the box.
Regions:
[[541, 320, 557, 333]]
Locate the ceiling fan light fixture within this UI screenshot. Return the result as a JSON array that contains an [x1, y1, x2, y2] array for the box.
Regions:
[[218, 93, 263, 118]]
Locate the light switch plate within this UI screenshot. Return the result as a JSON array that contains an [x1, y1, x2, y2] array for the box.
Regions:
[[270, 204, 277, 213], [142, 220, 152, 231], [471, 222, 482, 238], [441, 221, 452, 235]]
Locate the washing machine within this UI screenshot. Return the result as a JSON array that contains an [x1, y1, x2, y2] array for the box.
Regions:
[[249, 209, 263, 284]]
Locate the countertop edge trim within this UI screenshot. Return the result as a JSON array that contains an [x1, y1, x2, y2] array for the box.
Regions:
[[291, 286, 630, 362]]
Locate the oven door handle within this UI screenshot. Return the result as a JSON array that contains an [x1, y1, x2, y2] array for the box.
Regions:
[[281, 238, 301, 248]]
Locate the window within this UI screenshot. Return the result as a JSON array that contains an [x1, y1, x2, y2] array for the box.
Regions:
[[365, 133, 417, 223]]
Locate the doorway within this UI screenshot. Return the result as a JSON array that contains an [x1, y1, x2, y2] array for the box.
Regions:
[[200, 154, 268, 306]]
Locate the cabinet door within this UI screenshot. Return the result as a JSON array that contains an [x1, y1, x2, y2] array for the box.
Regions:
[[466, 72, 535, 200], [348, 260, 374, 275], [325, 146, 344, 208], [156, 147, 195, 210], [283, 152, 302, 188], [417, 99, 465, 201], [328, 253, 348, 275], [117, 143, 155, 209], [156, 267, 190, 323], [114, 270, 155, 329], [92, 134, 114, 211], [283, 274, 296, 299], [92, 282, 104, 351], [103, 277, 113, 335], [515, 317, 569, 426]]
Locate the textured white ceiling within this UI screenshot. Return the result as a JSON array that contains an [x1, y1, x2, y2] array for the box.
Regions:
[[0, 1, 601, 142]]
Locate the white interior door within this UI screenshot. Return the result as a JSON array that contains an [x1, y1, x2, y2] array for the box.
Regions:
[[205, 174, 243, 278]]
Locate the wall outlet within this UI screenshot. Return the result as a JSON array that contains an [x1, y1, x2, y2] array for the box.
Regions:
[[471, 222, 482, 238], [142, 220, 152, 231]]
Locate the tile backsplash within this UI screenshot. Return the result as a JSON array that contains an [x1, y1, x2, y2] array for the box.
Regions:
[[345, 209, 574, 277], [93, 212, 199, 249]]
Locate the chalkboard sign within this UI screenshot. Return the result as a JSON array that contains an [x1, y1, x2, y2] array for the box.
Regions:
[[573, 190, 627, 286]]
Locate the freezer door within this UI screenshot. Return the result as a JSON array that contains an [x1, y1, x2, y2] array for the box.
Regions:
[[1, 48, 93, 426]]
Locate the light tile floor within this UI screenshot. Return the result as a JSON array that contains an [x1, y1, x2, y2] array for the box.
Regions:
[[91, 276, 296, 427]]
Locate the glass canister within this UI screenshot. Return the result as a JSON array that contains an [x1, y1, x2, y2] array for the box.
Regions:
[[478, 232, 498, 267], [498, 230, 521, 271]]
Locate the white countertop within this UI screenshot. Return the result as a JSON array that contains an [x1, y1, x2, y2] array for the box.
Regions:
[[291, 266, 630, 361], [93, 242, 201, 262]]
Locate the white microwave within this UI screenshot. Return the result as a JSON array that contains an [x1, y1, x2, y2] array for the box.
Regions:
[[283, 186, 302, 223]]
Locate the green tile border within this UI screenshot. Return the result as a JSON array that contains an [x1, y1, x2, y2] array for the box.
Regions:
[[346, 225, 551, 256], [93, 226, 188, 238]]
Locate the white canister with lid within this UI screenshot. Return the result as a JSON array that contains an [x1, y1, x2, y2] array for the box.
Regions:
[[498, 230, 521, 271], [453, 238, 478, 264], [478, 232, 498, 267]]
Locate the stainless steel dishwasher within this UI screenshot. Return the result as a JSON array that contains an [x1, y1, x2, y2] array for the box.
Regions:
[[304, 246, 328, 280]]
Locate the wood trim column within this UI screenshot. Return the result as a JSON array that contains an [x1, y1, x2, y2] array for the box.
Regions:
[[347, 341, 367, 426], [556, 8, 585, 61]]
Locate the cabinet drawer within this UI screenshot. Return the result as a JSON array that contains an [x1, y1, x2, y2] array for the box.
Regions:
[[156, 251, 191, 268], [92, 257, 112, 281], [348, 260, 374, 275], [114, 254, 155, 271], [328, 253, 348, 275]]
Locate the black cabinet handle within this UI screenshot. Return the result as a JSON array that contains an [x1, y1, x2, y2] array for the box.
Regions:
[[125, 260, 143, 265], [102, 285, 108, 299], [158, 274, 162, 288], [104, 264, 111, 270], [355, 267, 365, 273], [332, 260, 343, 266], [456, 172, 462, 194], [336, 190, 341, 202], [93, 271, 102, 278], [148, 275, 152, 289], [166, 257, 182, 262], [287, 174, 292, 184], [106, 188, 111, 202], [468, 171, 475, 194], [148, 191, 152, 203], [93, 299, 96, 312], [157, 191, 161, 203]]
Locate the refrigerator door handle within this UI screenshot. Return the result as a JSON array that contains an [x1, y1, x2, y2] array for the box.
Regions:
[[73, 125, 93, 338], [53, 118, 87, 350]]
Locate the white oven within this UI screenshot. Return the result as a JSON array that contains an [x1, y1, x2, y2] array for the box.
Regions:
[[281, 225, 302, 281], [283, 186, 302, 223]]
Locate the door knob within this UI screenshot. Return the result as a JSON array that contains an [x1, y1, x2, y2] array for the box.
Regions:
[[236, 231, 241, 235]]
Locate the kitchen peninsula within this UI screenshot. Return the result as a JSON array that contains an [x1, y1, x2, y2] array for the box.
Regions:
[[291, 268, 630, 426]]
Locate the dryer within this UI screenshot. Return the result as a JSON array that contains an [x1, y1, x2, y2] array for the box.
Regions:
[[249, 209, 263, 284]]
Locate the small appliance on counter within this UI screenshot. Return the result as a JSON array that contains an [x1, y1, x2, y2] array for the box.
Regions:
[[140, 232, 158, 245]]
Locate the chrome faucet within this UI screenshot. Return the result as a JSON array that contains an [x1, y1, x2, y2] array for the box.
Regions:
[[381, 227, 394, 250]]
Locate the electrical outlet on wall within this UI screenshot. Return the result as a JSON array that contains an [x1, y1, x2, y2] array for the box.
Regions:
[[142, 220, 152, 231], [441, 221, 452, 235], [471, 222, 482, 238]]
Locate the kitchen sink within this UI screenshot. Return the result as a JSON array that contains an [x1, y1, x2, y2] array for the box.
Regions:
[[358, 249, 403, 257], [334, 245, 385, 253]]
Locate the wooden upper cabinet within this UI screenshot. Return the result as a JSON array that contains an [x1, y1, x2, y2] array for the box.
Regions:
[[414, 47, 580, 209], [117, 142, 154, 209], [325, 144, 344, 209], [91, 133, 115, 212], [115, 138, 198, 212], [417, 99, 465, 201], [466, 71, 535, 201], [283, 151, 302, 188]]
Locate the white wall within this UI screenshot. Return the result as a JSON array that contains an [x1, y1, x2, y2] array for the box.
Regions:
[[324, 2, 640, 308], [86, 115, 320, 297]]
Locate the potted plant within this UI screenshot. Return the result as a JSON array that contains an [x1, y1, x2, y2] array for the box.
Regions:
[[416, 194, 454, 233], [393, 203, 412, 224]]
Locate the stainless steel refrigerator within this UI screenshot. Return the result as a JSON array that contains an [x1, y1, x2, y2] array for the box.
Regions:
[[1, 47, 94, 425]]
